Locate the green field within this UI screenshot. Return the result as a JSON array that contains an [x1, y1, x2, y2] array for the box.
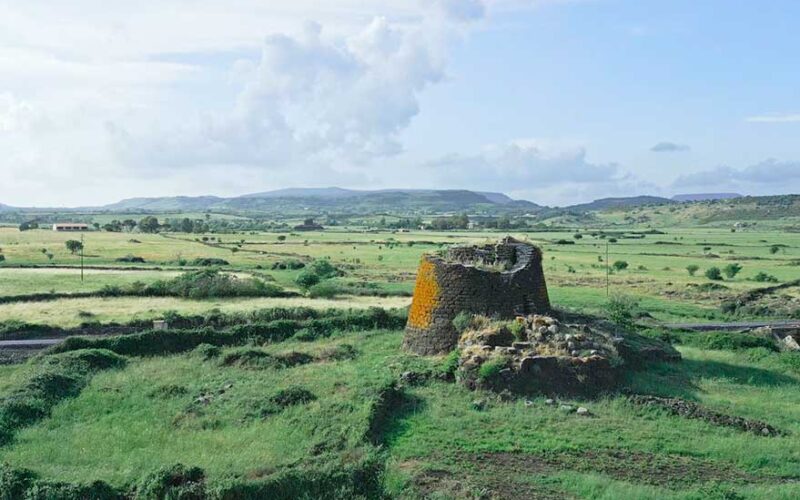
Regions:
[[0, 220, 798, 498]]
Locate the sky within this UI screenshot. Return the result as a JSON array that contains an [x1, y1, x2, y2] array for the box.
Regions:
[[1, 0, 799, 207]]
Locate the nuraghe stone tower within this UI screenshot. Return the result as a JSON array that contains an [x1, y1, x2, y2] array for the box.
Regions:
[[403, 237, 551, 355]]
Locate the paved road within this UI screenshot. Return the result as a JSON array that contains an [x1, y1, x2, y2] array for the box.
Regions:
[[663, 320, 800, 331], [0, 338, 64, 349]]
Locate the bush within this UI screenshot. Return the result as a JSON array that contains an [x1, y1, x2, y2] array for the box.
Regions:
[[295, 270, 321, 290], [723, 263, 742, 279], [190, 257, 229, 266], [0, 255, 5, 263], [271, 259, 305, 270], [753, 272, 779, 283], [192, 343, 221, 360], [135, 464, 205, 499], [705, 267, 723, 280], [250, 387, 317, 418], [307, 281, 342, 299], [452, 311, 472, 334], [140, 270, 286, 299], [478, 356, 509, 381], [608, 294, 639, 330], [508, 320, 526, 341], [612, 260, 629, 271], [115, 255, 145, 263], [686, 264, 699, 276]]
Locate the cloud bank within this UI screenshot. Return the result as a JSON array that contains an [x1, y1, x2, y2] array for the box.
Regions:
[[651, 141, 690, 153]]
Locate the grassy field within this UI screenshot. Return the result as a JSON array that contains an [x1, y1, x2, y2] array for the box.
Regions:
[[0, 222, 799, 498], [2, 225, 798, 324], [0, 329, 798, 498]]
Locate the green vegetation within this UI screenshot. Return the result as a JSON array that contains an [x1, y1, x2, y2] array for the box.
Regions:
[[1, 202, 800, 498]]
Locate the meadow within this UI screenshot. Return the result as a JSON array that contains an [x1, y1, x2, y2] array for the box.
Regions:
[[0, 219, 798, 498]]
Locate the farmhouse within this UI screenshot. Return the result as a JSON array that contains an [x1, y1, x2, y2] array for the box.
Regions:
[[52, 223, 89, 232]]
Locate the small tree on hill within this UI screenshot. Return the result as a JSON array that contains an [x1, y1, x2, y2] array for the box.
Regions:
[[612, 260, 629, 271], [770, 245, 780, 255], [65, 240, 83, 254], [686, 264, 700, 276], [723, 263, 742, 279], [705, 266, 722, 281]]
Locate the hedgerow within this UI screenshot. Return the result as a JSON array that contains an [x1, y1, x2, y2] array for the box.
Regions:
[[48, 308, 407, 357]]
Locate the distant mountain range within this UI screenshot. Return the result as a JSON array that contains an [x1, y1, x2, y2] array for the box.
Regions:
[[562, 196, 675, 212], [671, 193, 743, 202], [3, 190, 797, 218], [99, 188, 539, 215]]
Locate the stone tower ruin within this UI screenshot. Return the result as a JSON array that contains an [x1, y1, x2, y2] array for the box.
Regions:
[[403, 237, 551, 355]]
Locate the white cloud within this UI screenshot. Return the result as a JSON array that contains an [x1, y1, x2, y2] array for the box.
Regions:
[[745, 113, 800, 123], [422, 140, 655, 206], [110, 2, 483, 170], [673, 159, 800, 189]]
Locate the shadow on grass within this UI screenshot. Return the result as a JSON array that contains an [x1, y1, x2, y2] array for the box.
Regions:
[[623, 356, 798, 401], [374, 390, 426, 447]]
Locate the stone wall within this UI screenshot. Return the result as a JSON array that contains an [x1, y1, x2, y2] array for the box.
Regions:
[[403, 237, 551, 355]]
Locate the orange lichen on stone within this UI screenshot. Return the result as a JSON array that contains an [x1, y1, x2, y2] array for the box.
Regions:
[[406, 258, 440, 330]]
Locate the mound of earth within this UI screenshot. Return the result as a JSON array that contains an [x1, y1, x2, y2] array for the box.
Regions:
[[455, 315, 679, 396]]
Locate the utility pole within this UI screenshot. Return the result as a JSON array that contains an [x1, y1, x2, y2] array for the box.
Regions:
[[80, 233, 84, 283], [605, 240, 609, 297]]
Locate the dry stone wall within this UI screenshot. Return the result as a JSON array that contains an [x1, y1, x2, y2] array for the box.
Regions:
[[403, 237, 551, 355]]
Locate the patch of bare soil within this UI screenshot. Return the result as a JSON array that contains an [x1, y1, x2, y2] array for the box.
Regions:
[[411, 465, 573, 500], [410, 447, 783, 499], [629, 394, 783, 436]]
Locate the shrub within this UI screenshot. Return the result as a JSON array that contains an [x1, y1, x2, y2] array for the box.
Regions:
[[0, 255, 5, 263], [608, 294, 639, 330], [135, 464, 205, 499], [705, 267, 723, 280], [115, 255, 145, 263], [612, 260, 629, 271], [441, 349, 461, 377], [478, 356, 509, 381], [723, 263, 742, 279], [253, 387, 317, 418], [190, 257, 229, 266], [508, 320, 526, 341], [271, 259, 305, 270], [295, 270, 322, 290], [452, 311, 473, 334], [141, 270, 286, 299], [307, 281, 342, 299], [192, 343, 221, 360], [686, 264, 700, 276], [753, 272, 779, 283]]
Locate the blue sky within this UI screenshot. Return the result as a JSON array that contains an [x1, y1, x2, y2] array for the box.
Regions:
[[1, 0, 798, 206]]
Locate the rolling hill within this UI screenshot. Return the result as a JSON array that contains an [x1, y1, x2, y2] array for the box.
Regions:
[[101, 189, 541, 215]]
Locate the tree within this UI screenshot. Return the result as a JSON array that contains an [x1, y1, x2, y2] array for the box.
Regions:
[[295, 270, 321, 290], [65, 240, 83, 254], [19, 221, 38, 231], [0, 255, 5, 263], [770, 245, 781, 255], [723, 263, 742, 279], [277, 235, 287, 242], [612, 260, 629, 271], [138, 216, 160, 233], [179, 218, 194, 233], [705, 267, 722, 280], [686, 264, 700, 276]]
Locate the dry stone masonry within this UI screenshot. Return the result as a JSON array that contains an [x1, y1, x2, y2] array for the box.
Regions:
[[403, 237, 551, 355]]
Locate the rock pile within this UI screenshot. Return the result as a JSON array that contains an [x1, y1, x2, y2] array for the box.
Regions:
[[629, 395, 782, 437], [456, 315, 623, 396]]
